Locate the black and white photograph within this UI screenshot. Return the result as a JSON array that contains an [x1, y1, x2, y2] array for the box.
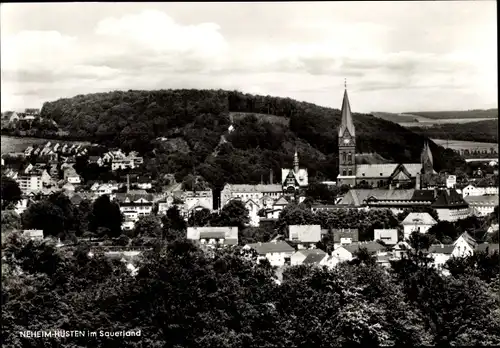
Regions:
[[1, 1, 499, 347]]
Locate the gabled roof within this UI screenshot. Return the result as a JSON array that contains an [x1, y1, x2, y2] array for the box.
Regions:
[[338, 89, 355, 137], [401, 212, 437, 226], [274, 196, 289, 206], [246, 241, 295, 254], [338, 189, 416, 206], [200, 231, 226, 239], [454, 232, 477, 248], [431, 189, 469, 209]]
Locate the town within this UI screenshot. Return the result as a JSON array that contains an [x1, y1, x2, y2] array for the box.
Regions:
[[2, 88, 498, 275], [2, 2, 499, 347]]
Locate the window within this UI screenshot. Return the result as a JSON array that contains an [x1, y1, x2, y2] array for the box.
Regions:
[[343, 170, 347, 176], [348, 170, 352, 176], [342, 152, 346, 162]]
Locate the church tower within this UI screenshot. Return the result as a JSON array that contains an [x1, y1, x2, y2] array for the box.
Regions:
[[337, 81, 356, 186], [421, 140, 434, 174]]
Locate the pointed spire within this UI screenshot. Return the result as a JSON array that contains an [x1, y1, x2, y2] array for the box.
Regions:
[[338, 84, 355, 138], [293, 147, 299, 173]]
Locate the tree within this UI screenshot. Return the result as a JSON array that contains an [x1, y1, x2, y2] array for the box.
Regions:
[[21, 200, 66, 238], [213, 200, 250, 230], [89, 195, 123, 238], [427, 221, 458, 243], [187, 208, 212, 227], [134, 215, 162, 238], [161, 205, 187, 241], [1, 176, 22, 209], [1, 210, 21, 233], [275, 203, 315, 233]]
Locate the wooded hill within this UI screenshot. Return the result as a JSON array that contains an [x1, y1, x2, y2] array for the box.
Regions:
[[412, 119, 498, 144], [40, 89, 464, 189]]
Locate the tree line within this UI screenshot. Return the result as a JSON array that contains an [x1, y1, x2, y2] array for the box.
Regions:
[[2, 230, 499, 347]]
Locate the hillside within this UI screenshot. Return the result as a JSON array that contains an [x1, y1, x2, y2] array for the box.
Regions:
[[371, 112, 421, 123], [412, 119, 498, 143], [402, 109, 498, 119], [39, 89, 465, 189]]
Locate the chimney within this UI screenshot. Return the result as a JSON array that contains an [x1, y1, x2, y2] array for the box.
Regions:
[[270, 169, 273, 185], [126, 174, 130, 194]]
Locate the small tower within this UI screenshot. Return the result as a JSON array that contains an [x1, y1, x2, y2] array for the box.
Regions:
[[337, 79, 356, 187], [421, 140, 434, 174], [293, 148, 299, 173]]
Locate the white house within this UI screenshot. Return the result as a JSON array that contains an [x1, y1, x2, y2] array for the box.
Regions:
[[244, 241, 295, 267], [462, 184, 499, 197], [374, 229, 398, 245], [431, 189, 470, 222], [401, 212, 437, 241], [465, 195, 498, 217], [290, 249, 327, 266], [330, 241, 386, 263], [187, 226, 238, 247], [64, 167, 81, 184], [23, 229, 44, 241], [220, 184, 283, 209], [288, 225, 322, 244], [452, 232, 477, 258]]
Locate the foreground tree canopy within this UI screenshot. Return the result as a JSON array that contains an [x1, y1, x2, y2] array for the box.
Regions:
[[2, 233, 499, 347]]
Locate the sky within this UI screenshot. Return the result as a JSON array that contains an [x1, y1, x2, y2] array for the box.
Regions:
[[1, 2, 497, 113]]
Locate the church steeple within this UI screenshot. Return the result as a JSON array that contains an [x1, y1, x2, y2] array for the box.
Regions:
[[338, 81, 355, 137], [421, 140, 434, 174]]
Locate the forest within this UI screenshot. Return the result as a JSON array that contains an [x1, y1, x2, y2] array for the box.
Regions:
[[2, 230, 500, 347], [412, 119, 499, 144], [37, 89, 465, 190]]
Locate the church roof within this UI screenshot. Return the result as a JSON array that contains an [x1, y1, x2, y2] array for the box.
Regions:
[[338, 189, 416, 206], [338, 89, 355, 137], [225, 184, 283, 193]]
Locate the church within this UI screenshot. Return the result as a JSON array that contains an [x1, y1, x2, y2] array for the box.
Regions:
[[337, 86, 434, 188]]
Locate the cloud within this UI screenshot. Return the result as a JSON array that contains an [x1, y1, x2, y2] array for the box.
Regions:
[[1, 4, 497, 112]]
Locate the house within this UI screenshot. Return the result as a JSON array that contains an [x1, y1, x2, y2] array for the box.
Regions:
[[63, 167, 81, 184], [244, 241, 295, 267], [288, 225, 322, 244], [462, 184, 499, 197], [374, 229, 398, 245], [23, 229, 44, 241], [136, 176, 152, 190], [392, 241, 412, 259], [465, 195, 498, 217], [187, 226, 238, 247], [290, 249, 327, 266], [112, 158, 135, 171], [401, 212, 437, 240], [431, 189, 470, 222], [262, 195, 290, 219], [24, 146, 34, 157], [332, 228, 359, 246], [452, 232, 477, 258], [115, 193, 154, 221], [16, 172, 43, 194], [331, 241, 386, 263], [220, 184, 283, 209]]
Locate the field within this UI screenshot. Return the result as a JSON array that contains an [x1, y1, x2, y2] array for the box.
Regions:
[[431, 138, 498, 152], [372, 109, 498, 128], [230, 112, 290, 126]]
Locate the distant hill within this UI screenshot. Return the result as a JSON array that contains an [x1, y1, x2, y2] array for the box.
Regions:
[[401, 109, 498, 120], [39, 89, 464, 189], [412, 119, 498, 144]]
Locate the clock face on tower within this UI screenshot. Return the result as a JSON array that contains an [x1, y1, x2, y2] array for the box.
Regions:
[[343, 138, 350, 145]]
